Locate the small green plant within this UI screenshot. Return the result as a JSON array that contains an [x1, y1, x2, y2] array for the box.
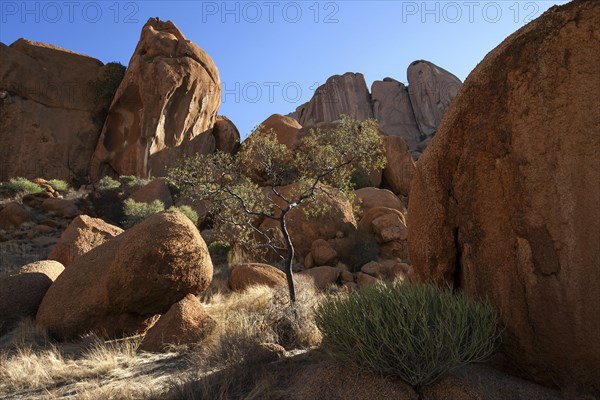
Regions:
[[6, 178, 43, 194], [97, 176, 121, 191], [119, 175, 150, 189], [48, 179, 70, 192], [122, 199, 165, 228], [315, 281, 501, 387], [89, 61, 126, 103], [168, 205, 198, 225]]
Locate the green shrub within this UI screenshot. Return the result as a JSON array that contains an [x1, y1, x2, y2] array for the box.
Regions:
[[48, 179, 69, 192], [315, 281, 501, 387], [97, 176, 121, 191], [169, 205, 198, 225], [6, 178, 43, 194], [89, 61, 126, 103], [122, 199, 164, 228], [119, 175, 150, 189]]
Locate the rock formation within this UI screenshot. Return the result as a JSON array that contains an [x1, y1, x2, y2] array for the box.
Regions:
[[213, 115, 240, 154], [0, 39, 116, 181], [37, 211, 213, 339], [90, 18, 222, 179], [229, 263, 287, 291], [408, 0, 600, 392]]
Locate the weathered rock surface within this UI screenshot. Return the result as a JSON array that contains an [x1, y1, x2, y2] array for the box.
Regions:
[[139, 294, 215, 352], [129, 178, 173, 207], [300, 266, 341, 290], [294, 73, 373, 127], [359, 207, 408, 260], [37, 211, 213, 339], [407, 60, 462, 137], [408, 1, 600, 392], [354, 187, 405, 218], [0, 260, 64, 335], [212, 115, 240, 154], [310, 239, 337, 266], [0, 202, 32, 230], [260, 113, 303, 149], [382, 136, 416, 196], [229, 263, 286, 291], [48, 215, 123, 268], [38, 198, 80, 218], [90, 18, 221, 179], [0, 39, 115, 181], [371, 78, 421, 149]]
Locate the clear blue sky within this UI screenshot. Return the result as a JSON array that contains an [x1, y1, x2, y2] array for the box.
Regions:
[[1, 1, 568, 138]]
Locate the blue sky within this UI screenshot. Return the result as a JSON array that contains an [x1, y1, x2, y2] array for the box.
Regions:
[[1, 1, 569, 138]]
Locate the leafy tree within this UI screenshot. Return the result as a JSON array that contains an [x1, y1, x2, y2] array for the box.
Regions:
[[168, 117, 385, 302]]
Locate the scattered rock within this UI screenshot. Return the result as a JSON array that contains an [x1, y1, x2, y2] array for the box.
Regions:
[[139, 294, 216, 352], [356, 271, 380, 287], [408, 1, 600, 391], [300, 266, 341, 290], [354, 187, 405, 218], [359, 207, 408, 260], [311, 239, 337, 266], [129, 178, 174, 208], [39, 198, 79, 218], [48, 215, 123, 268], [0, 260, 64, 335], [0, 202, 32, 230], [229, 263, 287, 291], [36, 211, 213, 339]]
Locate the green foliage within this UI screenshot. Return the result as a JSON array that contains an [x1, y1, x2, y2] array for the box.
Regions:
[[315, 281, 501, 387], [350, 168, 373, 190], [89, 61, 126, 103], [97, 176, 121, 191], [48, 179, 69, 192], [168, 116, 386, 262], [6, 178, 43, 194], [337, 228, 380, 272], [119, 175, 149, 189], [122, 199, 164, 228], [168, 205, 198, 225]]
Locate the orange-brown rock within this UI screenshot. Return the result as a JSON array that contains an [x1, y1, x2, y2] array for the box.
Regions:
[[39, 198, 79, 218], [213, 115, 240, 154], [37, 211, 213, 339], [129, 178, 173, 208], [0, 202, 32, 230], [356, 271, 380, 287], [300, 266, 341, 290], [294, 73, 373, 127], [371, 78, 422, 149], [139, 294, 215, 352], [260, 113, 303, 149], [48, 215, 123, 268], [358, 207, 408, 260], [0, 260, 64, 335], [354, 187, 405, 218], [229, 263, 286, 291], [90, 18, 221, 179], [407, 60, 462, 137], [310, 239, 337, 266], [408, 1, 600, 392], [382, 136, 416, 196], [0, 39, 115, 181]]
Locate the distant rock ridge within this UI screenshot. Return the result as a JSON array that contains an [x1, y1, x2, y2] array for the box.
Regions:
[[288, 61, 462, 156]]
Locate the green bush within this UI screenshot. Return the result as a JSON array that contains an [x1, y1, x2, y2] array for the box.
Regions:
[[6, 178, 43, 194], [315, 281, 501, 387], [122, 199, 164, 228], [119, 175, 150, 189], [48, 179, 69, 192], [168, 205, 198, 225], [97, 176, 121, 191]]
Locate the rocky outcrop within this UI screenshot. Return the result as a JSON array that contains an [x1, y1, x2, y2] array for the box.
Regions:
[[229, 263, 287, 291], [48, 215, 123, 268], [260, 113, 303, 149], [129, 178, 174, 207], [0, 202, 32, 230], [37, 211, 213, 339], [407, 60, 462, 138], [0, 39, 116, 181], [294, 73, 373, 127], [371, 78, 421, 149], [359, 207, 408, 261], [354, 187, 405, 218], [0, 260, 64, 335], [382, 136, 415, 196], [90, 18, 221, 179], [139, 294, 215, 352], [408, 1, 600, 392], [300, 266, 341, 290], [213, 116, 240, 154]]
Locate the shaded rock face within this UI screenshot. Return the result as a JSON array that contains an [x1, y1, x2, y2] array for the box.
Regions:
[[213, 115, 240, 154], [371, 78, 421, 149], [90, 18, 221, 179], [294, 73, 373, 127], [37, 211, 213, 339], [0, 39, 114, 181], [408, 1, 600, 392], [407, 60, 462, 137], [229, 263, 286, 291]]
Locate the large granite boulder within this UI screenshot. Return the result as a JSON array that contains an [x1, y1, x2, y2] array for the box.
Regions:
[[408, 1, 600, 392], [90, 18, 221, 179]]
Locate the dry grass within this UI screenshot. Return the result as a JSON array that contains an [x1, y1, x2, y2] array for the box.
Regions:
[[0, 275, 324, 399]]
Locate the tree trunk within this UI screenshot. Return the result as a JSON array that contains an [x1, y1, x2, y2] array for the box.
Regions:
[[280, 215, 296, 302]]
